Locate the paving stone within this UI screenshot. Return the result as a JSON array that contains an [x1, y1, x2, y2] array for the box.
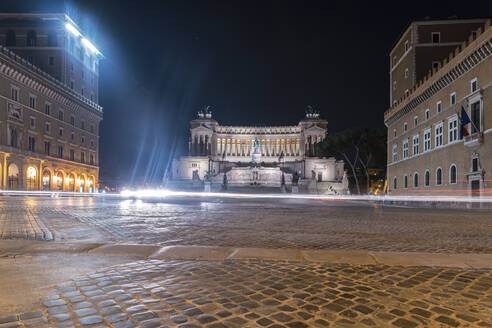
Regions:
[[74, 307, 97, 317], [20, 311, 43, 320], [79, 315, 103, 326], [106, 313, 128, 323], [0, 322, 22, 328], [112, 320, 137, 328], [132, 311, 156, 321], [100, 305, 122, 315], [434, 316, 460, 327], [392, 318, 418, 328]]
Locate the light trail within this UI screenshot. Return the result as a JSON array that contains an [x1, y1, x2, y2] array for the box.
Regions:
[[1, 189, 492, 204]]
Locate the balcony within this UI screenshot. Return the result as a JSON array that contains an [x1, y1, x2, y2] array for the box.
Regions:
[[464, 132, 483, 147]]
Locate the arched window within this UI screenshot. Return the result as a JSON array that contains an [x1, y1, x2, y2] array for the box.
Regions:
[[26, 166, 38, 190], [27, 30, 37, 47], [425, 170, 430, 186], [42, 170, 51, 190], [436, 168, 442, 185], [414, 172, 419, 188], [450, 164, 457, 184], [47, 30, 57, 46], [68, 173, 75, 192], [6, 30, 16, 46], [404, 175, 408, 189], [8, 164, 19, 190], [393, 177, 397, 190], [55, 172, 64, 191]]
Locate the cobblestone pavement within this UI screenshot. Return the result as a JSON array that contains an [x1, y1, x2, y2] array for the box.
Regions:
[[0, 259, 491, 327], [1, 196, 491, 253], [0, 205, 53, 241]]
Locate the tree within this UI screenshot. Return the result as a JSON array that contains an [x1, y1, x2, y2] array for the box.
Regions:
[[317, 127, 386, 194]]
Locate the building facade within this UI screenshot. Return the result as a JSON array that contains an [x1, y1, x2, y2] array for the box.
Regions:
[[0, 13, 102, 191], [172, 109, 348, 193], [385, 19, 491, 197], [389, 18, 487, 105]]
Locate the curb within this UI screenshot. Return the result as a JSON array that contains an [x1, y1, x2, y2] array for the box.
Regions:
[[5, 241, 492, 269]]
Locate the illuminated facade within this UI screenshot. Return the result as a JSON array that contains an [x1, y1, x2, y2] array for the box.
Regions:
[[0, 13, 102, 191], [385, 19, 492, 197], [172, 109, 348, 194]]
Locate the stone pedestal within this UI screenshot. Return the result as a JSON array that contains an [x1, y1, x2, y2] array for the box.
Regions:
[[204, 181, 211, 192]]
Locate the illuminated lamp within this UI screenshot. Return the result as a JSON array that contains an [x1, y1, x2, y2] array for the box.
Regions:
[[65, 23, 81, 37], [27, 166, 37, 179], [81, 38, 99, 54]]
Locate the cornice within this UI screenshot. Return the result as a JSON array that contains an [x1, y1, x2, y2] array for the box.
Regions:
[[384, 21, 492, 127], [0, 45, 103, 119]]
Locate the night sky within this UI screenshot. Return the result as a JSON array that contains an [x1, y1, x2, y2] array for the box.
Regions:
[[1, 0, 491, 186]]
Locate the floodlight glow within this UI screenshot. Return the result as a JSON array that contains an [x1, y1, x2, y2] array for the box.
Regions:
[[81, 38, 99, 54], [65, 23, 81, 37]]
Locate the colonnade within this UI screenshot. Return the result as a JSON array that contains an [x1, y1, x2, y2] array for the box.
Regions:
[[216, 138, 302, 157], [189, 134, 212, 156]]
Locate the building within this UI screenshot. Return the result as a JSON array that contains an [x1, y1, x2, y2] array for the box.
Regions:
[[390, 18, 488, 105], [0, 13, 102, 191], [172, 108, 348, 194], [385, 19, 492, 197]]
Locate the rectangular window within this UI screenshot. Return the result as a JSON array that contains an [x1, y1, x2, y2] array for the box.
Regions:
[[11, 87, 19, 101], [448, 116, 458, 143], [393, 129, 396, 138], [81, 88, 84, 96], [471, 101, 481, 133], [404, 68, 409, 79], [424, 129, 431, 152], [404, 122, 408, 132], [432, 32, 440, 43], [45, 123, 51, 134], [90, 154, 94, 165], [392, 144, 398, 162], [435, 123, 443, 147], [58, 110, 64, 121], [403, 140, 409, 159], [81, 121, 85, 130], [436, 101, 442, 113], [30, 117, 35, 129], [413, 135, 419, 155], [425, 109, 430, 120], [414, 116, 418, 127], [471, 78, 478, 92], [58, 146, 63, 158], [81, 152, 85, 163], [450, 92, 456, 105], [70, 116, 75, 126], [71, 132, 75, 141], [49, 56, 54, 65], [44, 141, 50, 155], [59, 128, 63, 137], [45, 103, 51, 115], [28, 136, 36, 152], [70, 149, 75, 161], [29, 95, 36, 108], [70, 81, 74, 89]]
